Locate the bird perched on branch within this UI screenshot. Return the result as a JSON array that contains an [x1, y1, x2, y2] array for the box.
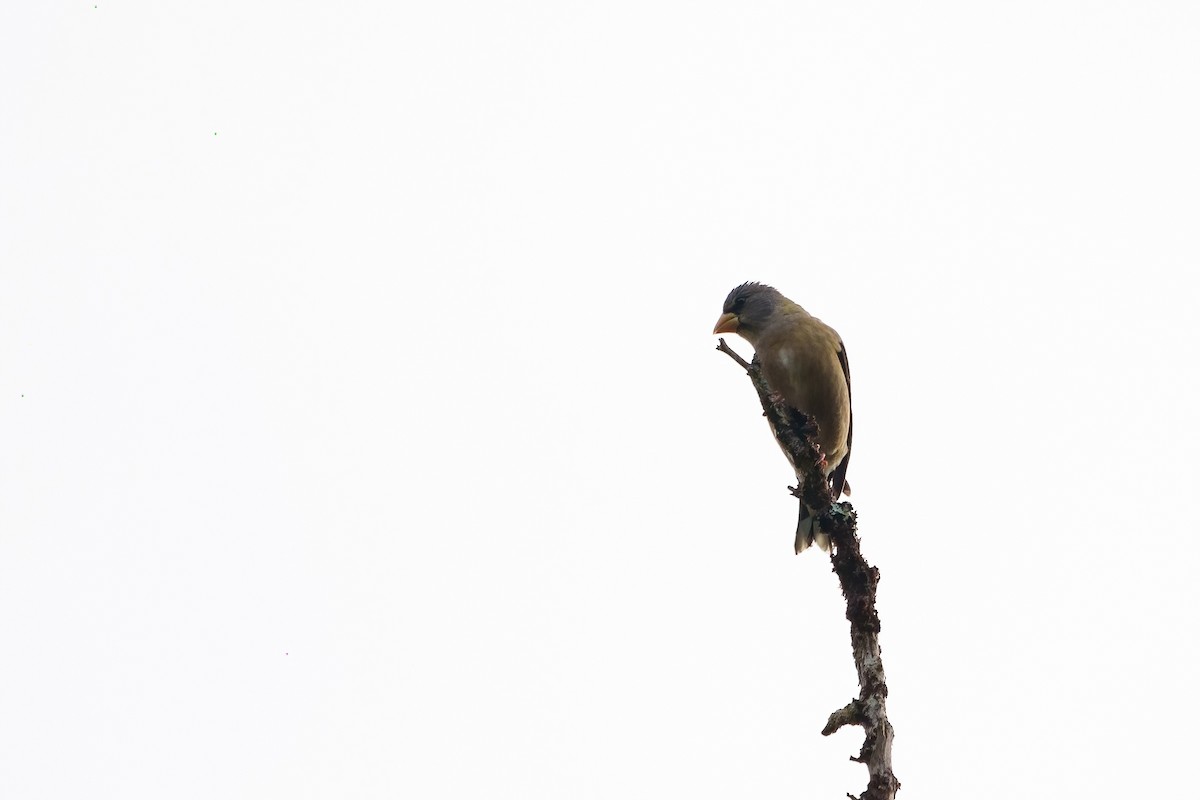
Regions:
[[713, 282, 852, 553]]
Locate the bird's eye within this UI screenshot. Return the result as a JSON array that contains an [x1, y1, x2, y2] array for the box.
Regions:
[[731, 296, 746, 312]]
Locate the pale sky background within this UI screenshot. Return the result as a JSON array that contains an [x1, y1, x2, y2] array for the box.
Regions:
[[3, 3, 1199, 798]]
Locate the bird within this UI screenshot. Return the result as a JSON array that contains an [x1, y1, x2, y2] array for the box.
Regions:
[[713, 282, 852, 553]]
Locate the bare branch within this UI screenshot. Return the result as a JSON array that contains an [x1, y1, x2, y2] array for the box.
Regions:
[[824, 507, 900, 800], [719, 352, 900, 800], [823, 699, 862, 737], [715, 337, 752, 370]]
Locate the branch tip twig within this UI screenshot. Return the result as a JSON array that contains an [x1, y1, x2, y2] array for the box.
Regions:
[[715, 337, 752, 370]]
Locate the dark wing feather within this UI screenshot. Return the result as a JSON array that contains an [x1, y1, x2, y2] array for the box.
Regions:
[[829, 340, 852, 499]]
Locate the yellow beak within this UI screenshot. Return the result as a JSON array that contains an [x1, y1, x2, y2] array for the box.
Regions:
[[712, 312, 739, 335]]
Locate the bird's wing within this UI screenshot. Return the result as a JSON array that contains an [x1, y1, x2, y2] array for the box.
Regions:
[[829, 339, 852, 499]]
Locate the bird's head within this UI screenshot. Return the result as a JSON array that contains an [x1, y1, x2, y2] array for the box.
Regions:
[[712, 282, 784, 343]]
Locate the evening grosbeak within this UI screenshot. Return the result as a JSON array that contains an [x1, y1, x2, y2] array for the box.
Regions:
[[713, 282, 852, 553]]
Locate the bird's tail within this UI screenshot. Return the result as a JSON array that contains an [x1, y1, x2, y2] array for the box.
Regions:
[[795, 506, 832, 554]]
